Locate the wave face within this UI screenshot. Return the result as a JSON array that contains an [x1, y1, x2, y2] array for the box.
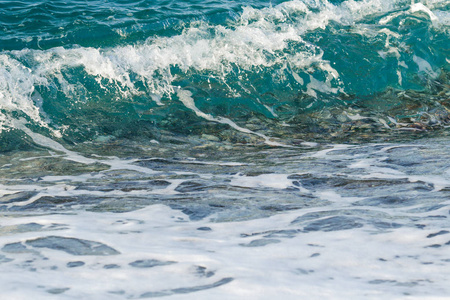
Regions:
[[1, 0, 449, 150]]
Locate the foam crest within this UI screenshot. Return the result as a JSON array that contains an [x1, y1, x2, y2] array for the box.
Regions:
[[0, 55, 47, 132], [1, 0, 341, 136]]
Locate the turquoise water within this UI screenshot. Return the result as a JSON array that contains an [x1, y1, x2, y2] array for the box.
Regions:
[[1, 0, 449, 149], [1, 0, 450, 299]]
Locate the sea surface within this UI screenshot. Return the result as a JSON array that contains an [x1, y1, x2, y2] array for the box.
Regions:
[[1, 0, 450, 299]]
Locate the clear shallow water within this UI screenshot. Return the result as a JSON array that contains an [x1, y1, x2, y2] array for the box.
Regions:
[[1, 0, 450, 298]]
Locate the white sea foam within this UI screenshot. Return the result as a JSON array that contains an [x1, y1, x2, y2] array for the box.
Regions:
[[413, 55, 440, 78], [410, 2, 439, 22], [0, 55, 53, 133], [1, 201, 450, 299], [230, 173, 293, 189]]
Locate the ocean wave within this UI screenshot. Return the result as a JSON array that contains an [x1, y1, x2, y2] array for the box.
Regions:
[[0, 0, 449, 148]]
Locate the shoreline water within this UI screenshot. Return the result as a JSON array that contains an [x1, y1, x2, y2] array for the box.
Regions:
[[1, 135, 450, 299], [1, 0, 449, 298]]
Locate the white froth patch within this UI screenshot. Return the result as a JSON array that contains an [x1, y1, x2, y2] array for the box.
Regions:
[[1, 203, 450, 299], [306, 144, 355, 158], [15, 121, 93, 164], [349, 158, 405, 175], [314, 190, 360, 204], [230, 173, 292, 189], [0, 55, 53, 134], [409, 175, 450, 191], [413, 55, 440, 78], [410, 3, 439, 22]]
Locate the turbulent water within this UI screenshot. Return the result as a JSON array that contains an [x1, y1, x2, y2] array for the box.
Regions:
[[1, 0, 450, 299]]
